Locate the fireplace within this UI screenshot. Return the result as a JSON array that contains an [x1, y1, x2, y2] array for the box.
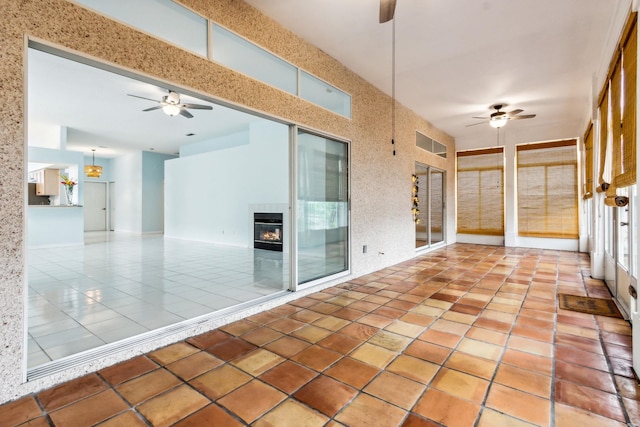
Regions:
[[254, 213, 283, 252]]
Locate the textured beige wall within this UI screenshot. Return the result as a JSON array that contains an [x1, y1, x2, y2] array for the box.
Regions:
[[0, 0, 454, 402]]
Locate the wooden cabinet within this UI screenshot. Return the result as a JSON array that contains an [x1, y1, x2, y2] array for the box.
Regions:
[[35, 168, 60, 196]]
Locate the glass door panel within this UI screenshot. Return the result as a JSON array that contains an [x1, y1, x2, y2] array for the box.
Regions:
[[415, 164, 428, 248], [297, 131, 349, 284], [430, 169, 444, 244]]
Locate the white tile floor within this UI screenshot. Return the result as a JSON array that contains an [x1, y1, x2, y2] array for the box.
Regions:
[[27, 232, 290, 367]]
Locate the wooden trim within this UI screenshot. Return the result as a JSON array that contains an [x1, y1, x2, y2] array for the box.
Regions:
[[456, 147, 504, 157], [516, 139, 577, 152]]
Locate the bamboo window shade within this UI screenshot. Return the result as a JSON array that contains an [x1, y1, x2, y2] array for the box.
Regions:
[[615, 17, 637, 189], [516, 140, 578, 239], [597, 83, 610, 193], [605, 57, 623, 206], [456, 148, 504, 236], [583, 123, 594, 199]]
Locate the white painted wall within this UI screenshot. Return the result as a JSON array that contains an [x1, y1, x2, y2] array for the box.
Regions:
[[142, 152, 175, 233], [112, 152, 142, 233], [165, 120, 288, 246]]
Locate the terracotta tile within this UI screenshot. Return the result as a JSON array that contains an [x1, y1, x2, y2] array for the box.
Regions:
[[508, 335, 553, 358], [516, 314, 554, 330], [292, 325, 332, 343], [401, 413, 441, 427], [254, 399, 328, 427], [190, 365, 251, 400], [368, 330, 411, 351], [99, 356, 159, 386], [387, 354, 440, 384], [166, 351, 224, 380], [312, 315, 350, 331], [350, 342, 397, 368], [324, 357, 380, 389], [399, 312, 435, 327], [18, 416, 50, 427], [219, 319, 259, 336], [349, 300, 381, 312], [357, 313, 394, 328], [291, 345, 342, 371], [555, 360, 616, 393], [240, 326, 283, 346], [230, 348, 284, 376], [485, 383, 550, 427], [259, 360, 317, 394], [291, 297, 321, 308], [246, 311, 281, 325], [372, 306, 405, 319], [413, 388, 481, 427], [48, 389, 129, 427], [0, 396, 42, 426], [464, 326, 508, 346], [555, 380, 625, 421], [444, 352, 497, 380], [602, 331, 632, 347], [430, 318, 470, 336], [332, 307, 366, 321], [386, 299, 417, 311], [38, 373, 107, 411], [149, 343, 200, 367], [339, 322, 379, 341], [610, 356, 635, 378], [502, 348, 553, 376], [206, 337, 256, 361], [473, 317, 513, 333], [450, 303, 483, 316], [494, 364, 551, 398], [478, 409, 537, 427], [441, 310, 477, 325], [555, 345, 609, 371], [264, 336, 311, 357], [335, 394, 406, 427], [555, 402, 628, 427], [405, 340, 451, 364], [615, 374, 640, 400], [137, 384, 210, 427], [364, 371, 425, 409], [457, 337, 503, 361], [317, 332, 362, 354], [555, 332, 603, 354], [218, 380, 286, 423], [623, 397, 640, 427], [385, 320, 426, 338], [418, 329, 462, 348], [604, 341, 632, 360], [289, 309, 325, 323], [186, 329, 232, 350], [294, 375, 357, 416], [512, 324, 554, 342], [309, 302, 342, 315], [173, 403, 244, 427], [269, 317, 306, 333], [97, 410, 148, 427], [327, 295, 358, 306], [430, 368, 489, 403], [115, 369, 182, 405]]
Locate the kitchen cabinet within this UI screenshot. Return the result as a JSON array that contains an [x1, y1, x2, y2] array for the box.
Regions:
[[35, 168, 60, 196]]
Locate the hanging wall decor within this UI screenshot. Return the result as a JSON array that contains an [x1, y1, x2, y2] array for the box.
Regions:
[[412, 174, 420, 223]]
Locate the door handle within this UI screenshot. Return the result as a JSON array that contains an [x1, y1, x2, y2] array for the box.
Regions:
[[102, 208, 106, 210], [620, 222, 628, 226]]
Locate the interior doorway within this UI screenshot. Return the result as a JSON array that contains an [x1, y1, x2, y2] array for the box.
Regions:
[[84, 181, 107, 231]]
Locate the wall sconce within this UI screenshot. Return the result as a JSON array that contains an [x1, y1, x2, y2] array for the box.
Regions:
[[85, 149, 103, 178], [411, 174, 420, 223]]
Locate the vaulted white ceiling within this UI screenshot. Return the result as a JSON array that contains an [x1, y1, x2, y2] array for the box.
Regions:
[[246, 0, 632, 149]]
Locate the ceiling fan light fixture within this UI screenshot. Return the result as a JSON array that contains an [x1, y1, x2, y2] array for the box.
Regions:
[[162, 104, 181, 116], [85, 149, 103, 178], [490, 116, 508, 128]]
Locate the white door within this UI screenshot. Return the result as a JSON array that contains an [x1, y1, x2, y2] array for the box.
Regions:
[[84, 182, 107, 231]]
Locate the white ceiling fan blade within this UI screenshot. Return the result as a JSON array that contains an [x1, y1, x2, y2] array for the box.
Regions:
[[380, 0, 397, 23]]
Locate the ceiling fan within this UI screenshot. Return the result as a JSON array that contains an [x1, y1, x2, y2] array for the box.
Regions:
[[379, 0, 397, 23], [127, 90, 213, 118], [467, 104, 536, 128]]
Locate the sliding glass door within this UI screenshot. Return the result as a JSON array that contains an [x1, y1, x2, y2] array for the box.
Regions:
[[297, 131, 349, 285], [415, 162, 445, 249]]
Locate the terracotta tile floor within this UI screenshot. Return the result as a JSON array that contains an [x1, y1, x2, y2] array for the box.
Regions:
[[2, 244, 639, 426]]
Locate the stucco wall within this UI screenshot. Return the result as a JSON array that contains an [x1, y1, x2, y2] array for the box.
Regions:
[[0, 0, 454, 403]]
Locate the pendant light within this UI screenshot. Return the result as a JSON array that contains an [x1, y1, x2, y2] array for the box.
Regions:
[[85, 149, 103, 178]]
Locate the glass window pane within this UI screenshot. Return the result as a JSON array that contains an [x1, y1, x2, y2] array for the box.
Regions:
[[76, 0, 207, 56], [300, 71, 351, 118], [430, 169, 444, 244], [415, 164, 428, 248], [297, 131, 348, 284], [212, 25, 298, 95]]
